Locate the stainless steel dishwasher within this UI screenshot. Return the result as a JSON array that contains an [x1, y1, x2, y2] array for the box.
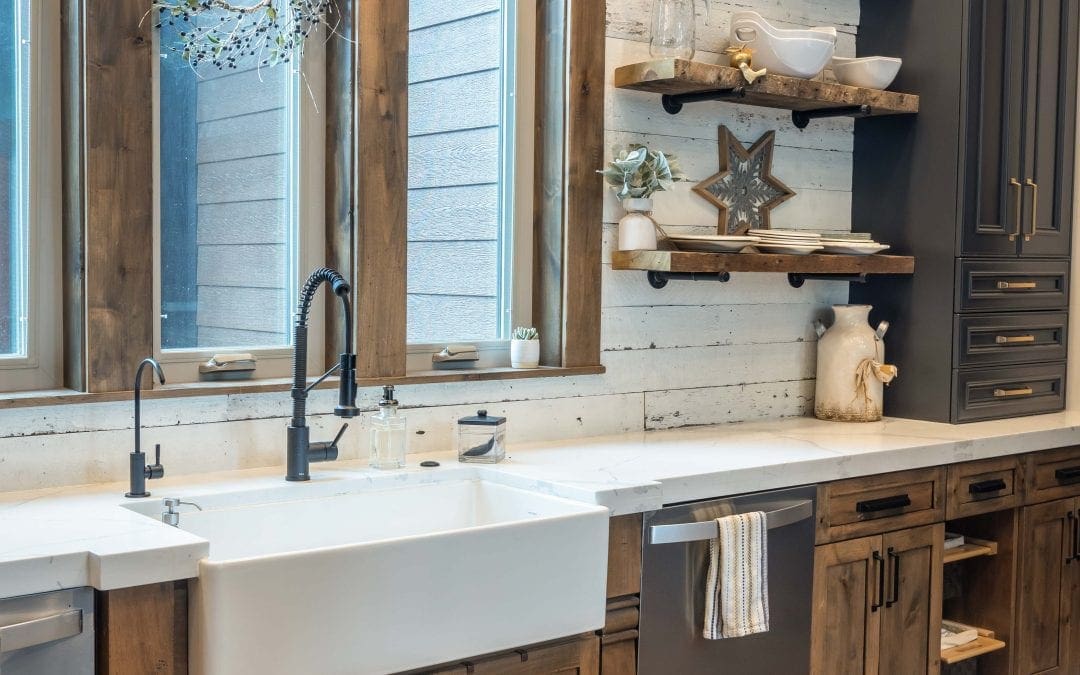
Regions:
[[0, 587, 94, 674], [638, 485, 816, 675]]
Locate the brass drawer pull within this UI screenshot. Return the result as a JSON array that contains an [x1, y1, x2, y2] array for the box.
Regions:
[[993, 386, 1033, 398], [1009, 178, 1022, 241], [1025, 179, 1038, 241], [994, 334, 1036, 344], [996, 280, 1037, 290]]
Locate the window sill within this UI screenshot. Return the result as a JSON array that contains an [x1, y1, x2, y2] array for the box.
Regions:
[[0, 365, 605, 410]]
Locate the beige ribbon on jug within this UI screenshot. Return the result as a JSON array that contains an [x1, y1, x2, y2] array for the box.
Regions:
[[851, 358, 899, 410]]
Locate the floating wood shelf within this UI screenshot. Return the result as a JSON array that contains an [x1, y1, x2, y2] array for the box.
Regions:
[[943, 536, 999, 564], [941, 628, 1007, 665], [611, 250, 915, 289], [613, 59, 920, 127]]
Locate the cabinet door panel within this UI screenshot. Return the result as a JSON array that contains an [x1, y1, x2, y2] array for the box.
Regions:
[[879, 524, 944, 675], [1015, 498, 1076, 675], [960, 0, 1026, 256], [811, 536, 882, 675], [1019, 0, 1078, 257]]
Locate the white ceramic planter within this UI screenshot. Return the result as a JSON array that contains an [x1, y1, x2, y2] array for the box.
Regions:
[[618, 197, 659, 251], [814, 305, 896, 422], [510, 339, 540, 369]]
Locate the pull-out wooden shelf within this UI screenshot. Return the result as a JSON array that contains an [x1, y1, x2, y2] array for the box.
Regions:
[[612, 249, 915, 288], [941, 631, 1007, 665], [614, 59, 920, 125], [943, 536, 999, 564]]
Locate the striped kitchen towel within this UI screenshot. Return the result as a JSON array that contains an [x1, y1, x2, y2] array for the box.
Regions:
[[703, 511, 770, 640]]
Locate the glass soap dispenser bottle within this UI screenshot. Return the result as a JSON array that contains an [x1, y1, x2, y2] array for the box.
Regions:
[[370, 385, 406, 469]]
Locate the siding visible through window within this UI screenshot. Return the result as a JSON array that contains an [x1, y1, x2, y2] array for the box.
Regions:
[[407, 1, 509, 344], [0, 0, 24, 358]]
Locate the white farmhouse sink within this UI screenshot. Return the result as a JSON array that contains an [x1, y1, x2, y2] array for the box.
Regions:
[[150, 479, 609, 675]]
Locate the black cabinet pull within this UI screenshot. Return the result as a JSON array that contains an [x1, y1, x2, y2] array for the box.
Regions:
[[871, 551, 884, 612], [968, 478, 1007, 495], [1068, 513, 1076, 565], [1074, 510, 1080, 562], [886, 548, 900, 608], [1055, 467, 1080, 485], [856, 494, 912, 513]]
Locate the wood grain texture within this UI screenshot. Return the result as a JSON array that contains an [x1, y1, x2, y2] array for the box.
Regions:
[[1024, 445, 1080, 505], [612, 250, 916, 275], [946, 455, 1025, 519], [97, 581, 188, 675], [67, 0, 154, 392], [60, 0, 86, 391], [613, 59, 920, 115], [606, 513, 642, 598], [878, 523, 943, 675], [810, 535, 881, 675], [355, 0, 408, 377], [425, 634, 600, 675], [816, 467, 946, 544]]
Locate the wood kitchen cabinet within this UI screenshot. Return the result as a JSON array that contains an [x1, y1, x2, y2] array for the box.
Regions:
[[811, 523, 944, 675], [1014, 498, 1080, 675], [428, 636, 600, 675], [851, 0, 1078, 423]]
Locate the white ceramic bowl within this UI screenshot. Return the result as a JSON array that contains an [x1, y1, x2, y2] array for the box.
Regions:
[[730, 11, 837, 79], [831, 56, 902, 89]]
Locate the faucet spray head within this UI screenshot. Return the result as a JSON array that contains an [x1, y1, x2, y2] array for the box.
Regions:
[[334, 352, 360, 419]]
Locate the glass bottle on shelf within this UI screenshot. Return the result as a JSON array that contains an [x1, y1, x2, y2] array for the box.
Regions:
[[650, 0, 700, 60]]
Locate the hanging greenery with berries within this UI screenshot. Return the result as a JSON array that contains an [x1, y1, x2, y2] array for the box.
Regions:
[[150, 0, 339, 71]]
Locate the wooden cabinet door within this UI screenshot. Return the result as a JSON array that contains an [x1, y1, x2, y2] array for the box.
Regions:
[[1015, 498, 1077, 674], [1018, 0, 1079, 257], [960, 0, 1027, 256], [465, 636, 600, 675], [878, 524, 944, 675], [811, 535, 883, 675]]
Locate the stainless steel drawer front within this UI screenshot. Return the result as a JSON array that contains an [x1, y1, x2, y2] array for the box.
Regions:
[[0, 610, 82, 654], [0, 588, 93, 675], [648, 500, 813, 545]]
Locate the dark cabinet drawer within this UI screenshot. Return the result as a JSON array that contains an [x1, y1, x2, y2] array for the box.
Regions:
[[954, 312, 1068, 367], [955, 259, 1069, 312], [952, 362, 1066, 422]]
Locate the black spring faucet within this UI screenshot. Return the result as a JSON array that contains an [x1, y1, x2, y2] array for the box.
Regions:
[[286, 267, 360, 481], [127, 358, 166, 498]]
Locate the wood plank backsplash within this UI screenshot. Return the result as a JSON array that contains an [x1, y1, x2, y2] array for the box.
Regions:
[[0, 0, 858, 492]]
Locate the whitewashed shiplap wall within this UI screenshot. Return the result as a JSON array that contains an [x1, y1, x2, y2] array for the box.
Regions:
[[0, 0, 857, 493]]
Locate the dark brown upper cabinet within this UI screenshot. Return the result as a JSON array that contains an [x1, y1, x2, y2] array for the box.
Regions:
[[962, 0, 1079, 258]]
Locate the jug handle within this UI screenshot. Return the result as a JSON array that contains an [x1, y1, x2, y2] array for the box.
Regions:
[[813, 319, 827, 339], [875, 321, 890, 341]]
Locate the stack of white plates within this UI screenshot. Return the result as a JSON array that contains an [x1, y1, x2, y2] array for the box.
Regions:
[[666, 233, 761, 253], [747, 229, 823, 255], [819, 233, 890, 255]]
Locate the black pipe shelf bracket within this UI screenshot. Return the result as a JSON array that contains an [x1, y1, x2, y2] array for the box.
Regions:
[[661, 86, 747, 115], [645, 270, 871, 289], [791, 105, 873, 129]]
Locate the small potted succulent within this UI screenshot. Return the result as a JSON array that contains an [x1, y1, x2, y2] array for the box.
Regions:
[[599, 144, 688, 251], [510, 327, 540, 369]]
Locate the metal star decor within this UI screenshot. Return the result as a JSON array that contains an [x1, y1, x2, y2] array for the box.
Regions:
[[693, 126, 795, 235]]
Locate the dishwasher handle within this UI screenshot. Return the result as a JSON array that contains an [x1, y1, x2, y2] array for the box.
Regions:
[[648, 499, 814, 545], [0, 609, 83, 654]]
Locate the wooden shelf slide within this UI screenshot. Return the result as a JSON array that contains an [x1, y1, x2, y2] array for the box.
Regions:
[[941, 627, 1007, 666], [613, 59, 920, 120], [943, 536, 999, 564]]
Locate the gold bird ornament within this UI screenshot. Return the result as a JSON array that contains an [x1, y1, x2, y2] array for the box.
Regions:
[[724, 45, 766, 84]]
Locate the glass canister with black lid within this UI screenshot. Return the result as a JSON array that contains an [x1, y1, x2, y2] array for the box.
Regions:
[[456, 409, 506, 463]]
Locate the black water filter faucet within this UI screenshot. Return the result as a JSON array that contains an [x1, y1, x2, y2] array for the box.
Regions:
[[126, 358, 166, 498]]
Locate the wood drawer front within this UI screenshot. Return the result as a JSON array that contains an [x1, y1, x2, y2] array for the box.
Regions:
[[816, 467, 946, 544], [951, 362, 1066, 423], [954, 312, 1068, 367], [1025, 446, 1080, 504], [946, 456, 1023, 518], [955, 259, 1069, 312]]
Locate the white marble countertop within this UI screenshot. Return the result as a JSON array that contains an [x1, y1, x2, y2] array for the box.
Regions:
[[4, 411, 1080, 597]]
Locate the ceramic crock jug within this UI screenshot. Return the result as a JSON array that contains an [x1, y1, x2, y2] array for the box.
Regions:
[[813, 305, 898, 422]]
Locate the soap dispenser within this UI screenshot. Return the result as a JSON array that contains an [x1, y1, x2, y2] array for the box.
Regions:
[[370, 385, 406, 469]]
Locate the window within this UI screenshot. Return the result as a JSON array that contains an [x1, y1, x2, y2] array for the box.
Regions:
[[0, 0, 61, 392], [405, 0, 533, 367], [153, 13, 325, 382]]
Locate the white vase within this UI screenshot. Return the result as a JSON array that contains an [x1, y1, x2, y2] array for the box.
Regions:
[[814, 305, 896, 422], [618, 197, 659, 251], [510, 339, 540, 369]]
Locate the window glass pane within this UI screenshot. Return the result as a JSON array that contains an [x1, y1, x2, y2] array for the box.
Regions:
[[407, 1, 511, 344], [0, 0, 26, 359], [158, 16, 296, 351]]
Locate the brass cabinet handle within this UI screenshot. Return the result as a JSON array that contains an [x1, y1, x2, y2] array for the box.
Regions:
[[996, 280, 1038, 290], [994, 386, 1034, 398], [1025, 179, 1038, 241], [994, 334, 1037, 344], [1009, 178, 1022, 241]]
